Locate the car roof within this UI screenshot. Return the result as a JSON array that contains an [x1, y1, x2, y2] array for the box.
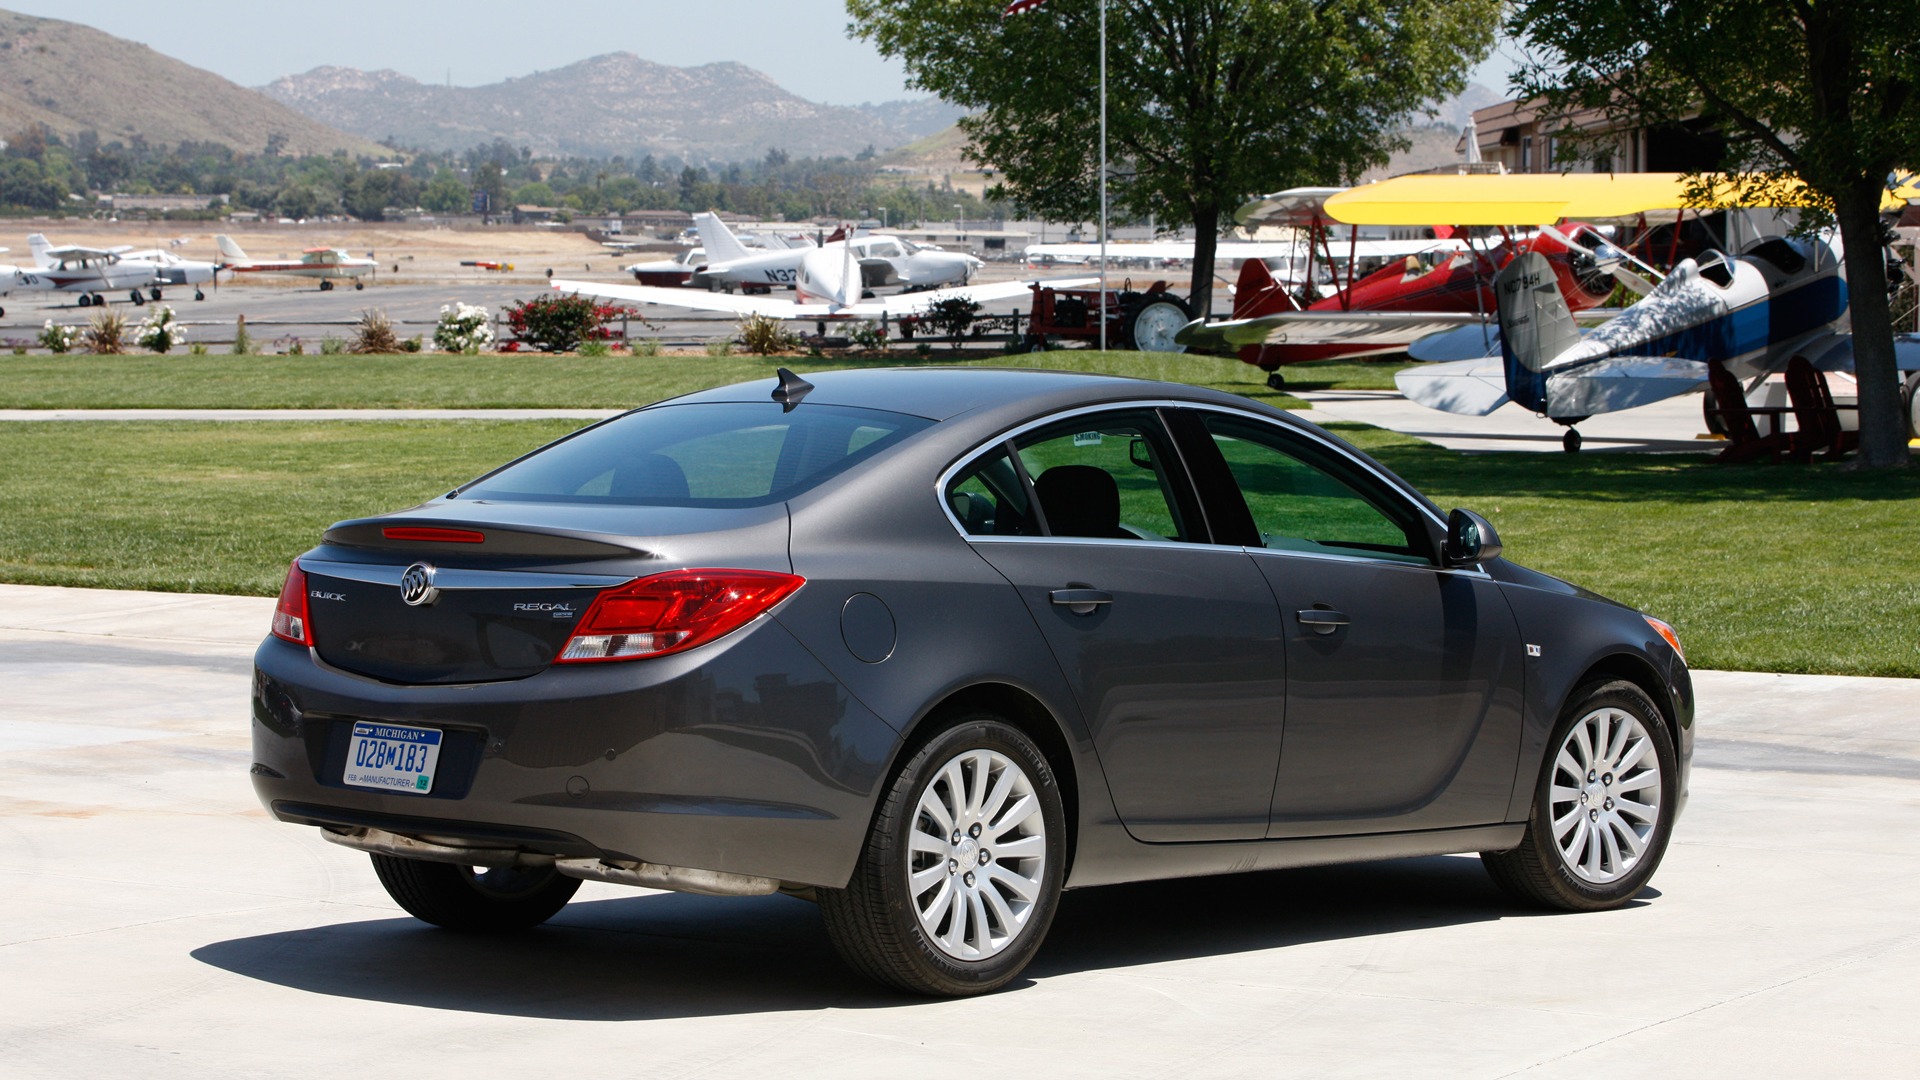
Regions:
[[659, 367, 1265, 424]]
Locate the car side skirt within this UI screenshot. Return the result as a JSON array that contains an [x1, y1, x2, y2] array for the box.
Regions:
[[1063, 823, 1525, 890]]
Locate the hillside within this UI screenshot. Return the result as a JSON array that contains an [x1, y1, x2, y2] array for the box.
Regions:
[[263, 55, 965, 163], [0, 9, 382, 156]]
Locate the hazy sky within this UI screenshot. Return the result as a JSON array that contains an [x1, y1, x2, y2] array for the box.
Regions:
[[3, 1, 921, 105], [7, 2, 1521, 108]]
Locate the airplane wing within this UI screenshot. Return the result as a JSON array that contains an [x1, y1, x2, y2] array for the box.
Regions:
[[1025, 238, 1462, 263], [42, 244, 120, 260], [550, 277, 1098, 320], [1542, 354, 1709, 417], [1233, 187, 1348, 228], [1324, 171, 1878, 227], [1394, 356, 1512, 416], [1176, 309, 1488, 351]]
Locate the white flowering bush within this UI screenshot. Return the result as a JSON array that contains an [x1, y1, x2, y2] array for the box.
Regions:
[[39, 320, 80, 354], [135, 305, 187, 353], [433, 302, 495, 354]]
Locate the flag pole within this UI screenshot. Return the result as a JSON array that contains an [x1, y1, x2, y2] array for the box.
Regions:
[[1098, 0, 1108, 352]]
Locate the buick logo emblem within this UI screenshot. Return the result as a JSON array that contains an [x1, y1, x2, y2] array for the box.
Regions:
[[398, 563, 438, 607]]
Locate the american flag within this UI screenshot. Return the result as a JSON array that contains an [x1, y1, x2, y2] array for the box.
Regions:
[[1003, 0, 1048, 15]]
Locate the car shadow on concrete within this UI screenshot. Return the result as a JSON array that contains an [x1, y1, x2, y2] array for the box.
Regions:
[[191, 854, 1648, 1018]]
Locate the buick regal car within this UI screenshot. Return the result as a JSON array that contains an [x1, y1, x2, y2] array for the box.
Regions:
[[251, 367, 1692, 996]]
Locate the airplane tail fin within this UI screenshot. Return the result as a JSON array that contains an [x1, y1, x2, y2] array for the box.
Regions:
[[1495, 251, 1582, 413], [27, 234, 51, 265], [1230, 257, 1302, 320], [216, 235, 248, 262], [692, 212, 753, 265]]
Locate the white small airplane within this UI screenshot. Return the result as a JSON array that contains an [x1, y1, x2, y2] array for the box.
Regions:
[[7, 234, 162, 308], [215, 235, 377, 290], [686, 212, 982, 294], [1399, 234, 1920, 449], [117, 247, 223, 302], [555, 234, 1093, 322]]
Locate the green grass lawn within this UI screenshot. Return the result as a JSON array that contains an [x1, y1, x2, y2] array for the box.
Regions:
[[0, 352, 1399, 410], [0, 353, 1911, 676]]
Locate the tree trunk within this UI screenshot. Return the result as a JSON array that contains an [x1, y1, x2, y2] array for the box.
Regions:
[[1833, 184, 1908, 468], [1188, 202, 1220, 320]]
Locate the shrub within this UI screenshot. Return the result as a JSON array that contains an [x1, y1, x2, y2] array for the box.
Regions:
[[923, 297, 981, 342], [350, 309, 401, 354], [231, 314, 252, 355], [84, 311, 127, 355], [577, 339, 611, 358], [188, 343, 209, 355], [737, 313, 798, 355], [275, 335, 305, 356], [400, 335, 424, 353], [318, 335, 346, 355], [846, 320, 889, 352], [502, 293, 633, 352], [433, 303, 494, 354], [631, 337, 663, 357], [705, 339, 734, 357], [135, 305, 187, 353], [39, 320, 80, 354]]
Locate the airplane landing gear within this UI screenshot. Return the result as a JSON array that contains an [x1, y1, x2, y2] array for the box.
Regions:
[[1562, 428, 1583, 453], [354, 281, 365, 290], [1265, 371, 1287, 391], [78, 293, 93, 307], [320, 279, 335, 292], [194, 289, 205, 301], [149, 287, 163, 302], [130, 290, 146, 306]]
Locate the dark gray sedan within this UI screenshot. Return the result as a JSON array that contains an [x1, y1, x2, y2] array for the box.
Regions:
[[251, 367, 1692, 996]]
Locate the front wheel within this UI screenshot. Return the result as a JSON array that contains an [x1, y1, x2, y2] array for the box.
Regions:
[[370, 855, 581, 932], [819, 715, 1066, 996], [1482, 679, 1677, 911]]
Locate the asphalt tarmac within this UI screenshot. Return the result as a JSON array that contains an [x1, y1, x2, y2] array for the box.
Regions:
[[1, 582, 1915, 1078]]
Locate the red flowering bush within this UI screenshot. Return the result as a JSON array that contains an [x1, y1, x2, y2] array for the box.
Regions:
[[503, 294, 637, 352]]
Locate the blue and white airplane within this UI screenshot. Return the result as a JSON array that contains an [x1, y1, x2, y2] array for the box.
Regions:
[[1397, 234, 1920, 448]]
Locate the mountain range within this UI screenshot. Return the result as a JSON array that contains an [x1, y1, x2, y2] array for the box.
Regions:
[[261, 55, 968, 163], [0, 9, 381, 156]]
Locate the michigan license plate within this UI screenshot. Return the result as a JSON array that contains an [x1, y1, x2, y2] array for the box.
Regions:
[[344, 721, 442, 794]]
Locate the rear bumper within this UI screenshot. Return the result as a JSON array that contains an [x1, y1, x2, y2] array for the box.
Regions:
[[249, 616, 897, 889]]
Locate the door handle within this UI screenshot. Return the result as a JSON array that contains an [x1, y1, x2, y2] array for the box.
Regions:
[[1050, 588, 1113, 615], [1295, 608, 1350, 635]]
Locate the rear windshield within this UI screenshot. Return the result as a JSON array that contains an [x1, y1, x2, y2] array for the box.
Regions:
[[456, 401, 932, 507]]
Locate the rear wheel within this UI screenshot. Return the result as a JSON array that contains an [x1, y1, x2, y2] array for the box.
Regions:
[[370, 855, 580, 932], [1126, 296, 1191, 352], [1482, 679, 1676, 911], [819, 715, 1065, 996]]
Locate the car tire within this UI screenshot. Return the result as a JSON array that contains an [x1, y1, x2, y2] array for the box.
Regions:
[[1903, 371, 1920, 440], [1482, 679, 1677, 911], [370, 855, 581, 932], [819, 715, 1066, 996]]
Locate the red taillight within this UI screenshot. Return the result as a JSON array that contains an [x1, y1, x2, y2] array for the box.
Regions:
[[557, 569, 804, 663], [382, 527, 485, 544], [271, 559, 312, 646]]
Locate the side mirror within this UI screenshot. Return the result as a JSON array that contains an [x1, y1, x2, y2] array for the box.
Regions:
[[1444, 508, 1502, 566]]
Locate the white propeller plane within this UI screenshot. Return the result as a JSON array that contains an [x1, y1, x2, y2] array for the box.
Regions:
[[215, 235, 376, 291], [554, 232, 1093, 322], [684, 212, 982, 294], [5, 234, 165, 309]]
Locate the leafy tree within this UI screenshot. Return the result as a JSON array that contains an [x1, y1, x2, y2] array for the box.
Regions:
[[510, 181, 558, 206], [421, 171, 471, 213], [847, 0, 1497, 311], [1508, 0, 1919, 468]]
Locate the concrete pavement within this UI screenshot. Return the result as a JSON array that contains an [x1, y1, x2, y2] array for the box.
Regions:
[[1, 581, 1916, 1078]]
